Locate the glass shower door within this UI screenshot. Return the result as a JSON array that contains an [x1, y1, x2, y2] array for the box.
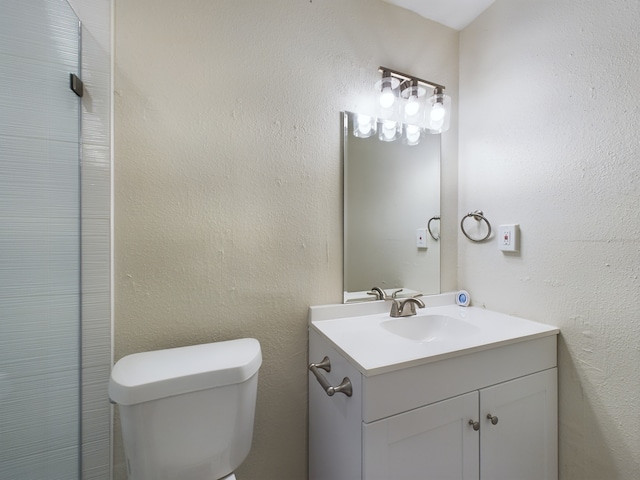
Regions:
[[0, 0, 82, 478]]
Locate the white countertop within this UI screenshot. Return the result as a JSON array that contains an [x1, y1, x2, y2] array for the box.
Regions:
[[309, 295, 559, 376]]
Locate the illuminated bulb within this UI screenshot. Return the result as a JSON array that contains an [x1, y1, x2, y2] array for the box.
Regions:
[[379, 87, 395, 109], [405, 96, 420, 117], [430, 102, 446, 123], [427, 90, 451, 133]]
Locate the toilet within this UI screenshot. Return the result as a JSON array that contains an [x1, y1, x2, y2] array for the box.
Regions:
[[108, 338, 262, 480]]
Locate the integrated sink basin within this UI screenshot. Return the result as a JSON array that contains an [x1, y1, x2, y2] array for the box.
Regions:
[[308, 293, 559, 376], [381, 314, 480, 343]]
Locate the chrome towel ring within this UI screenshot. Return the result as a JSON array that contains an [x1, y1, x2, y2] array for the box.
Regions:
[[427, 216, 440, 241], [460, 210, 492, 242]]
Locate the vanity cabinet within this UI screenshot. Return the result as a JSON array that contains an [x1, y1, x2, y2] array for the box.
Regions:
[[309, 329, 558, 480], [363, 368, 557, 480]]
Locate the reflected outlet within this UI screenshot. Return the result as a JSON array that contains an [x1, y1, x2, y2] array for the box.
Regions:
[[416, 228, 428, 249]]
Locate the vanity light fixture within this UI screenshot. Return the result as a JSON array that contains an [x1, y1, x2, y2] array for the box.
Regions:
[[376, 66, 451, 136]]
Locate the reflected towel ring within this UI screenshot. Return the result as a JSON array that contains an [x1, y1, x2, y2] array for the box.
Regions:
[[427, 216, 440, 241], [460, 210, 492, 242]]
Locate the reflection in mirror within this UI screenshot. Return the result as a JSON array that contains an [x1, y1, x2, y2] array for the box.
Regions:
[[343, 112, 440, 303]]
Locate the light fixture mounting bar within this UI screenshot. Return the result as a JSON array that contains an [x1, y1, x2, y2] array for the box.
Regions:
[[378, 66, 445, 91]]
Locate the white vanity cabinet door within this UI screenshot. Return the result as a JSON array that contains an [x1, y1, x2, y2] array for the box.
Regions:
[[480, 368, 558, 480], [363, 392, 480, 480], [309, 330, 363, 480]]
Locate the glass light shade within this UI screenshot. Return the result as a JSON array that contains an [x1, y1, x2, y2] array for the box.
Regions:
[[376, 92, 401, 125], [379, 119, 402, 142], [401, 83, 427, 126], [403, 124, 422, 146], [380, 87, 395, 109], [405, 96, 420, 116], [425, 92, 451, 133], [374, 76, 400, 110], [353, 114, 377, 138]]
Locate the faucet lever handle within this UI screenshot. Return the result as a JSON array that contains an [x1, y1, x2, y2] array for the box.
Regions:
[[390, 288, 404, 299]]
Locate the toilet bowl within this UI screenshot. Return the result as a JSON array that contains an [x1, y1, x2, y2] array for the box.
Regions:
[[109, 338, 262, 480]]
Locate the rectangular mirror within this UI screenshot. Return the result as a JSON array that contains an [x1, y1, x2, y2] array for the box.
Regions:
[[343, 112, 440, 302]]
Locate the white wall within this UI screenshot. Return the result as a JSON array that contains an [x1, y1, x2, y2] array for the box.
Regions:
[[459, 0, 640, 478], [114, 1, 458, 478]]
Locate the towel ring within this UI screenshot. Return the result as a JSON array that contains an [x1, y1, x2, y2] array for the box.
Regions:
[[427, 216, 440, 241], [460, 210, 492, 242]]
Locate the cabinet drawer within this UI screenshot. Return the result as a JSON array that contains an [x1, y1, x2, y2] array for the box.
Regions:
[[362, 335, 556, 423]]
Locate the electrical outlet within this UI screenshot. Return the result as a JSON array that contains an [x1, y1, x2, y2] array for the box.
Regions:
[[416, 228, 428, 248], [498, 224, 520, 252]]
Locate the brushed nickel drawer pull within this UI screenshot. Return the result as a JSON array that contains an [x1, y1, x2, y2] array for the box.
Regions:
[[309, 356, 353, 397]]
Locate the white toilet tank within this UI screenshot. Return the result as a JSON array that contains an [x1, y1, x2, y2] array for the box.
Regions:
[[109, 338, 262, 480]]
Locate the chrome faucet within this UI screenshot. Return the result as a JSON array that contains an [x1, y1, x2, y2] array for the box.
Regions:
[[390, 297, 425, 317]]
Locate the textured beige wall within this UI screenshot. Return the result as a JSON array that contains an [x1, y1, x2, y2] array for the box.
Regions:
[[459, 0, 640, 478], [114, 1, 458, 478]]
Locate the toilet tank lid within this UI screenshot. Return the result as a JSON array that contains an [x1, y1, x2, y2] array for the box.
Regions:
[[108, 338, 262, 406]]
